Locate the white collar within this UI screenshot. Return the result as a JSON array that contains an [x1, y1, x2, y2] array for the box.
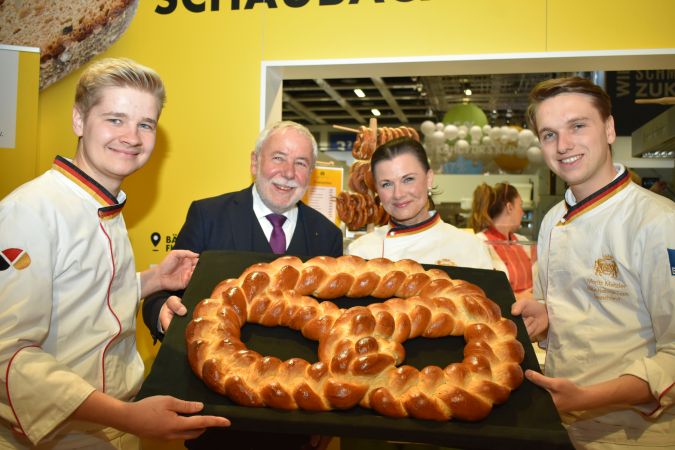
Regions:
[[252, 183, 298, 224], [564, 163, 625, 206]]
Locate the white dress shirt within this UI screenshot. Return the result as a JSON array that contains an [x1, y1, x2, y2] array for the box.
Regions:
[[252, 184, 298, 251]]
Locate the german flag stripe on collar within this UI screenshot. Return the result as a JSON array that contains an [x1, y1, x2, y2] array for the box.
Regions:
[[387, 212, 440, 237], [560, 169, 630, 225], [52, 156, 125, 219]]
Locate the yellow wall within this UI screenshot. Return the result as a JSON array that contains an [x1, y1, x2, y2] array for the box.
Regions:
[[0, 48, 39, 199], [547, 0, 675, 50], [12, 0, 675, 366]]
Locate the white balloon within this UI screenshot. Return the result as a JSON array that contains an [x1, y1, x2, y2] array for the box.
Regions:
[[507, 127, 519, 142], [517, 129, 535, 148], [481, 136, 492, 146], [482, 124, 492, 135], [443, 124, 459, 140], [431, 130, 446, 144], [457, 128, 467, 139], [469, 125, 482, 143], [455, 139, 470, 154], [436, 122, 445, 131], [527, 146, 544, 164], [420, 120, 436, 137], [489, 127, 502, 141]]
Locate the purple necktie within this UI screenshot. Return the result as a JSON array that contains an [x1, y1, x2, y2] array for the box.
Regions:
[[266, 213, 287, 254]]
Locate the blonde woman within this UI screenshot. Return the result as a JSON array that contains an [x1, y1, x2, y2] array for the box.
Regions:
[[470, 182, 534, 298]]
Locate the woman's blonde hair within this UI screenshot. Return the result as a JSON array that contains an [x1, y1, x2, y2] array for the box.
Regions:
[[469, 182, 520, 233]]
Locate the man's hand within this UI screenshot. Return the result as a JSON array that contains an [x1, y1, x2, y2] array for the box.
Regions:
[[72, 392, 230, 441], [159, 295, 187, 334], [511, 299, 548, 341], [123, 395, 231, 440], [525, 370, 656, 414], [157, 250, 199, 291], [141, 250, 199, 298], [525, 370, 584, 412]]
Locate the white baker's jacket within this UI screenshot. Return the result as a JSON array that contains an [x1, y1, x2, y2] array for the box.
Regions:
[[0, 157, 143, 446], [535, 165, 675, 446], [348, 212, 493, 269]]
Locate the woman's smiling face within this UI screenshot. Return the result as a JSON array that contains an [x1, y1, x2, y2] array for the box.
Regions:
[[374, 153, 434, 226]]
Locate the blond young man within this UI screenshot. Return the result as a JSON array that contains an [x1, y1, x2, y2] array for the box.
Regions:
[[0, 58, 229, 449]]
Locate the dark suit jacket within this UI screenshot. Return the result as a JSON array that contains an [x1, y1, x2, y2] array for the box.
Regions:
[[142, 185, 343, 340]]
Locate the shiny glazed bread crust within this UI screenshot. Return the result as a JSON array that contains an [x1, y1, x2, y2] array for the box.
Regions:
[[185, 255, 524, 421]]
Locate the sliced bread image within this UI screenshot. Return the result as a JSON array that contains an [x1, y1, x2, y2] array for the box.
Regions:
[[0, 0, 139, 89]]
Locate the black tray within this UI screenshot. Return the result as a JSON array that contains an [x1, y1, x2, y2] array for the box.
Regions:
[[138, 250, 572, 449]]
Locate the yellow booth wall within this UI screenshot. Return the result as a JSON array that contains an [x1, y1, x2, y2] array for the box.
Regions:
[[0, 48, 40, 199], [12, 0, 675, 420]]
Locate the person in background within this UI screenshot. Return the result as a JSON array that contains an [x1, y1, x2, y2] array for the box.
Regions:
[[142, 120, 340, 450], [470, 182, 534, 299], [0, 58, 230, 449], [348, 137, 492, 269], [512, 76, 674, 449]]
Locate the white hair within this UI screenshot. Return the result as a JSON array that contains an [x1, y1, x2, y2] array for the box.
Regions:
[[254, 120, 318, 162]]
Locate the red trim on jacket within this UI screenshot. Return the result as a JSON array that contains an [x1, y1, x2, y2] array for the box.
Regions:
[[97, 223, 123, 393]]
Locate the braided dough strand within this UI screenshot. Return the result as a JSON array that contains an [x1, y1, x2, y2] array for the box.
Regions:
[[186, 255, 524, 420]]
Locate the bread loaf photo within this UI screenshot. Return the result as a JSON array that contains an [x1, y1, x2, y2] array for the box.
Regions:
[[0, 0, 139, 89]]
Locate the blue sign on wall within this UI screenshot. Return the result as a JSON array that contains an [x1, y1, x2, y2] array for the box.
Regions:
[[328, 132, 355, 152]]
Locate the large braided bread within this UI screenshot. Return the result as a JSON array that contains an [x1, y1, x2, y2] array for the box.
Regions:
[[186, 255, 524, 421]]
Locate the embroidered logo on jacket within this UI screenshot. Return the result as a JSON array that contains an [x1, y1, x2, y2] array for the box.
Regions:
[[586, 254, 627, 301], [0, 248, 31, 271], [594, 255, 619, 278]]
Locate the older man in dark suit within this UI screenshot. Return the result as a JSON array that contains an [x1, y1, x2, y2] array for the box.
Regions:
[[142, 121, 340, 450], [143, 120, 342, 340]]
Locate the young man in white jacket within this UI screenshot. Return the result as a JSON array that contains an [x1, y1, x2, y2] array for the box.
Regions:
[[512, 76, 674, 449], [0, 58, 230, 449]]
